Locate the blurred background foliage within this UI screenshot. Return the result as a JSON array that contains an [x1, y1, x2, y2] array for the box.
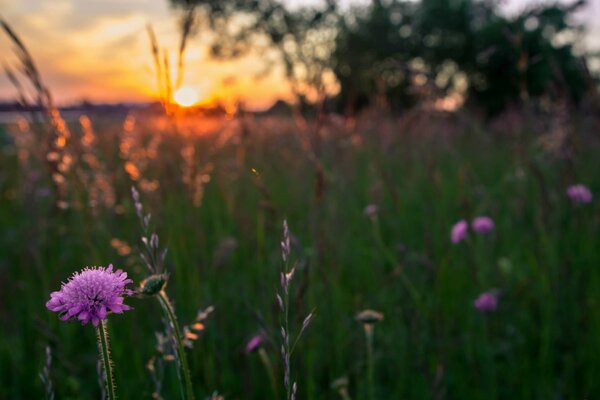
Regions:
[[171, 0, 598, 116]]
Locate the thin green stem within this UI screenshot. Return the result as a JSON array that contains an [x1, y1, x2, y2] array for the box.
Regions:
[[157, 291, 195, 400], [284, 286, 291, 400], [365, 325, 375, 400], [258, 347, 278, 399], [96, 320, 116, 400], [371, 217, 425, 313]]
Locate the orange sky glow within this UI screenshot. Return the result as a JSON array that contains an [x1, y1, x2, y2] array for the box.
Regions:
[[0, 0, 297, 110], [1, 0, 598, 110]]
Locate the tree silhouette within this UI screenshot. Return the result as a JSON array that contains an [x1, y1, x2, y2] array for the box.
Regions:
[[171, 0, 597, 115]]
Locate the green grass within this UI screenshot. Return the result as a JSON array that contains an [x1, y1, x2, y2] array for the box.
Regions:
[[0, 114, 599, 399]]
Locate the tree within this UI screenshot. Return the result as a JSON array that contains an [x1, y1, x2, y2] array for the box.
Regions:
[[171, 0, 596, 116], [170, 0, 339, 103]]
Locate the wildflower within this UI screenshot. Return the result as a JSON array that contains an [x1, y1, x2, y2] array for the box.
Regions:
[[139, 273, 168, 296], [566, 184, 593, 204], [363, 204, 379, 218], [246, 335, 263, 353], [246, 334, 264, 354], [330, 376, 349, 390], [472, 216, 495, 234], [473, 291, 498, 313], [355, 309, 384, 325], [356, 309, 382, 400], [46, 265, 132, 326], [450, 219, 468, 244], [331, 376, 350, 400]]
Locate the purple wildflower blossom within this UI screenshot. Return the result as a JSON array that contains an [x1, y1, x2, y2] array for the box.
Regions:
[[245, 334, 264, 353], [450, 219, 468, 244], [363, 204, 379, 218], [472, 216, 495, 234], [46, 265, 132, 327], [566, 184, 593, 204], [474, 291, 498, 313]]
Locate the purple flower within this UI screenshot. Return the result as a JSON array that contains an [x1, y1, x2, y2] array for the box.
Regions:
[[363, 204, 379, 218], [450, 219, 468, 244], [473, 291, 498, 313], [245, 334, 264, 353], [566, 184, 593, 204], [46, 265, 132, 327], [472, 216, 494, 234]]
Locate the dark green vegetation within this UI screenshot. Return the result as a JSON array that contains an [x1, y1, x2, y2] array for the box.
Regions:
[[0, 113, 599, 398]]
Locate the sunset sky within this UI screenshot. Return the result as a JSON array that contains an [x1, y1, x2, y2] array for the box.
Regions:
[[1, 0, 598, 110]]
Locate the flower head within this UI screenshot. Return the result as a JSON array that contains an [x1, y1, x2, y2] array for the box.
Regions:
[[472, 216, 495, 234], [473, 291, 498, 313], [450, 219, 468, 244], [363, 204, 379, 218], [46, 265, 132, 326], [355, 309, 384, 325], [566, 184, 593, 204], [139, 273, 168, 296], [245, 334, 264, 353]]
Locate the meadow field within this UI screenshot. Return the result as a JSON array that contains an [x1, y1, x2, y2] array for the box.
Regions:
[[0, 107, 599, 399]]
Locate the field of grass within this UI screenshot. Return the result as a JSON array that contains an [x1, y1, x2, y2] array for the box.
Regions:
[[0, 111, 599, 399]]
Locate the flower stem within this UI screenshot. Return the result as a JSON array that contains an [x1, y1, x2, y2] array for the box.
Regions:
[[258, 347, 278, 399], [371, 217, 424, 313], [364, 324, 375, 400], [96, 320, 116, 400], [157, 290, 195, 400]]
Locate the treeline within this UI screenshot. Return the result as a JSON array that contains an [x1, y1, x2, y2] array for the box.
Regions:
[[171, 0, 598, 116]]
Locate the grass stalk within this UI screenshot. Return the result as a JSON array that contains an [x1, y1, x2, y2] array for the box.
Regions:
[[371, 216, 424, 312], [157, 290, 195, 400]]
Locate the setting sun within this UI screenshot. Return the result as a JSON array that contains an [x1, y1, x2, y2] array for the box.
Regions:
[[173, 86, 200, 107]]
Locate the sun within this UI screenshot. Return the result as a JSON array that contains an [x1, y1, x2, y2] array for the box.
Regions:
[[173, 86, 200, 107]]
